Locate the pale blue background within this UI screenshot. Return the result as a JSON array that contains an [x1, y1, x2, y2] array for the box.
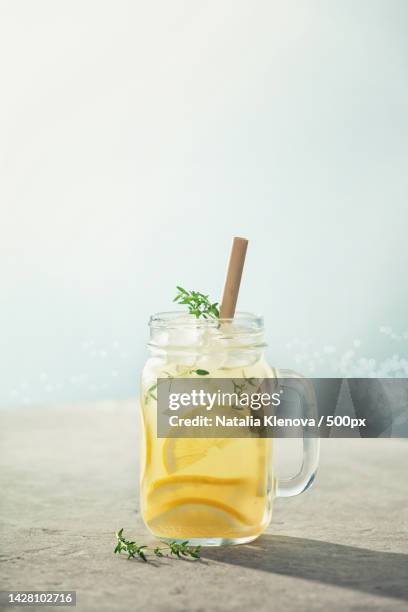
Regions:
[[1, 0, 407, 407]]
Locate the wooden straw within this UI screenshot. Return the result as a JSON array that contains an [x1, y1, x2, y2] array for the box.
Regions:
[[219, 237, 248, 319]]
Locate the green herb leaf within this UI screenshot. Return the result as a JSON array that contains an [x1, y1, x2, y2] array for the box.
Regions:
[[174, 287, 219, 319], [114, 530, 201, 563]]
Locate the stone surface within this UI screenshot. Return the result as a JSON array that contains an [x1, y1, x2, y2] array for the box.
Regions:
[[1, 400, 407, 611]]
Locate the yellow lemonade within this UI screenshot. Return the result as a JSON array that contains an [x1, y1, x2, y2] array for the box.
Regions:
[[140, 342, 276, 544]]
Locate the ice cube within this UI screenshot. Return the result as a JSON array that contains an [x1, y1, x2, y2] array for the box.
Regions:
[[222, 350, 259, 369], [142, 356, 167, 384], [167, 326, 204, 347], [195, 351, 227, 372], [152, 330, 170, 346]]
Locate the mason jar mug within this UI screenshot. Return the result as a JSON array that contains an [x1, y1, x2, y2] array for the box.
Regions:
[[140, 312, 319, 546]]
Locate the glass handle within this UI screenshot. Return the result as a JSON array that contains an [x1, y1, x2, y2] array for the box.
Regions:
[[275, 369, 320, 498]]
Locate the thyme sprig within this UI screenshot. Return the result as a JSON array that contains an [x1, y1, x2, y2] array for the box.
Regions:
[[174, 286, 219, 319], [114, 529, 201, 561]]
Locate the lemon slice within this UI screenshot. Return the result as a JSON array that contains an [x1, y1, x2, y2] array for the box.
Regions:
[[163, 437, 231, 473], [140, 415, 153, 488], [162, 401, 253, 473], [145, 497, 252, 539], [147, 474, 249, 504], [148, 474, 247, 494]]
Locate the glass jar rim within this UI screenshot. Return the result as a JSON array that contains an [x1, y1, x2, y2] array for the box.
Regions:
[[149, 311, 264, 331]]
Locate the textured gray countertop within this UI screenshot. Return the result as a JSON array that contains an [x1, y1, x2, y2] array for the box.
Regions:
[[1, 400, 407, 611]]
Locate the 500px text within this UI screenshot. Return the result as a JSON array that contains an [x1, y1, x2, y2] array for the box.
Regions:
[[167, 414, 367, 428]]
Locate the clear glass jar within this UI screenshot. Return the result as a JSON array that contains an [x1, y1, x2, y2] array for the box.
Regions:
[[140, 312, 318, 546]]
